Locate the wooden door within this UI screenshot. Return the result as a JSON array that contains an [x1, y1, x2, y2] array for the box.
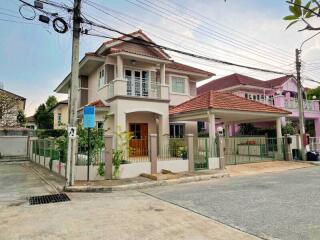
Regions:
[[129, 123, 148, 156]]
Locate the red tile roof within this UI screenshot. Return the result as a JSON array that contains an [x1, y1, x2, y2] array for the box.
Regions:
[[197, 73, 268, 94], [170, 91, 291, 115], [167, 62, 214, 77], [103, 29, 171, 60], [88, 100, 106, 107], [267, 75, 292, 87], [197, 74, 293, 95]]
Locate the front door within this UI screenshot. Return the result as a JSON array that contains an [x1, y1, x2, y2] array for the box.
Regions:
[[129, 123, 148, 156]]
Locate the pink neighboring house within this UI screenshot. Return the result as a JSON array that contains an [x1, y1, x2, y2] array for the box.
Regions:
[[197, 73, 320, 137]]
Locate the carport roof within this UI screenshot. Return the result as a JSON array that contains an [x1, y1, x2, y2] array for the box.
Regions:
[[170, 91, 291, 115]]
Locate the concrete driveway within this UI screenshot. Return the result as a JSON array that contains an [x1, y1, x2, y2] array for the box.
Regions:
[[0, 162, 259, 240], [0, 163, 57, 205], [143, 166, 320, 240]]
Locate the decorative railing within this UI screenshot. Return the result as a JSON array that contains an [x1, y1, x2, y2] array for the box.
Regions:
[[107, 79, 161, 99], [284, 99, 318, 111]]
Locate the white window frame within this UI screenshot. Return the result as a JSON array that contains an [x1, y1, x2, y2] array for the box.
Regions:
[[98, 66, 106, 89], [170, 74, 188, 95], [124, 67, 150, 97]]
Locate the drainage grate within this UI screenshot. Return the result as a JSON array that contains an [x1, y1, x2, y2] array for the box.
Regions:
[[29, 193, 70, 205]]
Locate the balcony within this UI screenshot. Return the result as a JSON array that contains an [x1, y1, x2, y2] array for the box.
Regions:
[[106, 79, 168, 101], [284, 98, 319, 111]]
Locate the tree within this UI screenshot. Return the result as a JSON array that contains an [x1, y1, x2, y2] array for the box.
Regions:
[[16, 110, 26, 126], [45, 96, 58, 110], [284, 0, 320, 31], [307, 86, 320, 99], [34, 96, 58, 129], [0, 91, 19, 128]]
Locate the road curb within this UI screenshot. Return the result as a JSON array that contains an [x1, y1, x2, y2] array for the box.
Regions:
[[65, 172, 229, 192]]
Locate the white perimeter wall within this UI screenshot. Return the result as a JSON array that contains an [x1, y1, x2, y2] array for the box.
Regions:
[[0, 136, 28, 156]]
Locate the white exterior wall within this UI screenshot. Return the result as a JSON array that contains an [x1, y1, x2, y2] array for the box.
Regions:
[[157, 160, 188, 172], [0, 136, 28, 156]]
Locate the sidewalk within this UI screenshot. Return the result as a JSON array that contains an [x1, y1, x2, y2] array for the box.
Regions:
[[66, 169, 229, 192], [226, 160, 314, 177]]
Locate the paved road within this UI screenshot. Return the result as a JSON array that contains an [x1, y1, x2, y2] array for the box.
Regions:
[[143, 166, 320, 240], [0, 162, 258, 240]]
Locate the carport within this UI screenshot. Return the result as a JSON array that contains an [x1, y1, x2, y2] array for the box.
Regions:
[[170, 91, 291, 165]]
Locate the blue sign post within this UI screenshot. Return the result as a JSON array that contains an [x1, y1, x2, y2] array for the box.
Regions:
[[83, 106, 95, 181]]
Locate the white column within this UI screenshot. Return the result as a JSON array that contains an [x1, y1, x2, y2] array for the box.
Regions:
[[276, 117, 282, 139], [114, 111, 126, 149], [276, 117, 283, 157], [225, 124, 230, 138], [158, 114, 169, 151], [160, 63, 165, 85], [208, 112, 216, 139], [117, 55, 123, 79]]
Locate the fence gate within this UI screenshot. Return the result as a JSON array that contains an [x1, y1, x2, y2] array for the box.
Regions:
[[194, 138, 208, 170], [225, 137, 285, 165]]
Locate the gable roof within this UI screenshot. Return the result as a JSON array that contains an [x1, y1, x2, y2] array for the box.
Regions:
[[87, 100, 106, 108], [49, 100, 68, 112], [99, 30, 171, 60], [0, 89, 26, 100], [170, 90, 291, 115], [267, 76, 292, 87], [197, 73, 293, 95]]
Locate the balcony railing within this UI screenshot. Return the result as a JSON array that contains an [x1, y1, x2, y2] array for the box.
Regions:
[[106, 79, 164, 100], [285, 99, 319, 111]]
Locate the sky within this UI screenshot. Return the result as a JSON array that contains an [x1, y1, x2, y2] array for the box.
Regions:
[[1, 0, 320, 116]]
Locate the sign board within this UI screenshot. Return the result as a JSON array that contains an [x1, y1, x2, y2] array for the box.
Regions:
[[84, 106, 96, 129], [68, 127, 77, 139]]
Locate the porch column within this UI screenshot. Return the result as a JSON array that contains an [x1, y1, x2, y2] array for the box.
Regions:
[[315, 118, 320, 138], [159, 114, 169, 151], [114, 111, 126, 148], [276, 117, 283, 157], [225, 124, 230, 138], [160, 63, 169, 99], [117, 55, 123, 79], [208, 112, 216, 139], [160, 63, 165, 85], [104, 134, 113, 180]]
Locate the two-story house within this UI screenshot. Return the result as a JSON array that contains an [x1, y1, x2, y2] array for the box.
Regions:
[[54, 30, 214, 153], [0, 88, 26, 128], [50, 100, 69, 129], [197, 73, 320, 137]]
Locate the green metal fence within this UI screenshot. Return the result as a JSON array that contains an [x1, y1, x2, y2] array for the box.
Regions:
[[224, 137, 285, 165], [32, 139, 67, 170], [194, 137, 218, 170]]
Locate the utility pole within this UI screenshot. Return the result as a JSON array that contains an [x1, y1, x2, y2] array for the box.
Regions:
[[66, 0, 81, 187], [295, 48, 306, 160]]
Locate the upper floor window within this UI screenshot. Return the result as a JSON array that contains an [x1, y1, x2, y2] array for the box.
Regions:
[[171, 76, 186, 94], [98, 68, 105, 89]]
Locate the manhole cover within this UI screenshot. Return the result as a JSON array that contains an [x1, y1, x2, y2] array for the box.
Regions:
[[29, 193, 70, 205]]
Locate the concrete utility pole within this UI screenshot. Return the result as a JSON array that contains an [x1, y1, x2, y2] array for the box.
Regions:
[[66, 0, 81, 187], [295, 48, 306, 160]]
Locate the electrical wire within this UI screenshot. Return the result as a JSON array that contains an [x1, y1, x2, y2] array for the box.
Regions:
[[83, 1, 294, 74]]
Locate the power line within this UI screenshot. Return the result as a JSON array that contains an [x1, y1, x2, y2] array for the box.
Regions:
[[156, 0, 293, 58], [81, 26, 291, 75], [124, 0, 293, 65], [140, 0, 294, 62], [83, 0, 294, 74]]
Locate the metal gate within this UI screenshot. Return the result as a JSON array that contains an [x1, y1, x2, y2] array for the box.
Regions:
[[194, 137, 217, 170], [225, 137, 285, 165]]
